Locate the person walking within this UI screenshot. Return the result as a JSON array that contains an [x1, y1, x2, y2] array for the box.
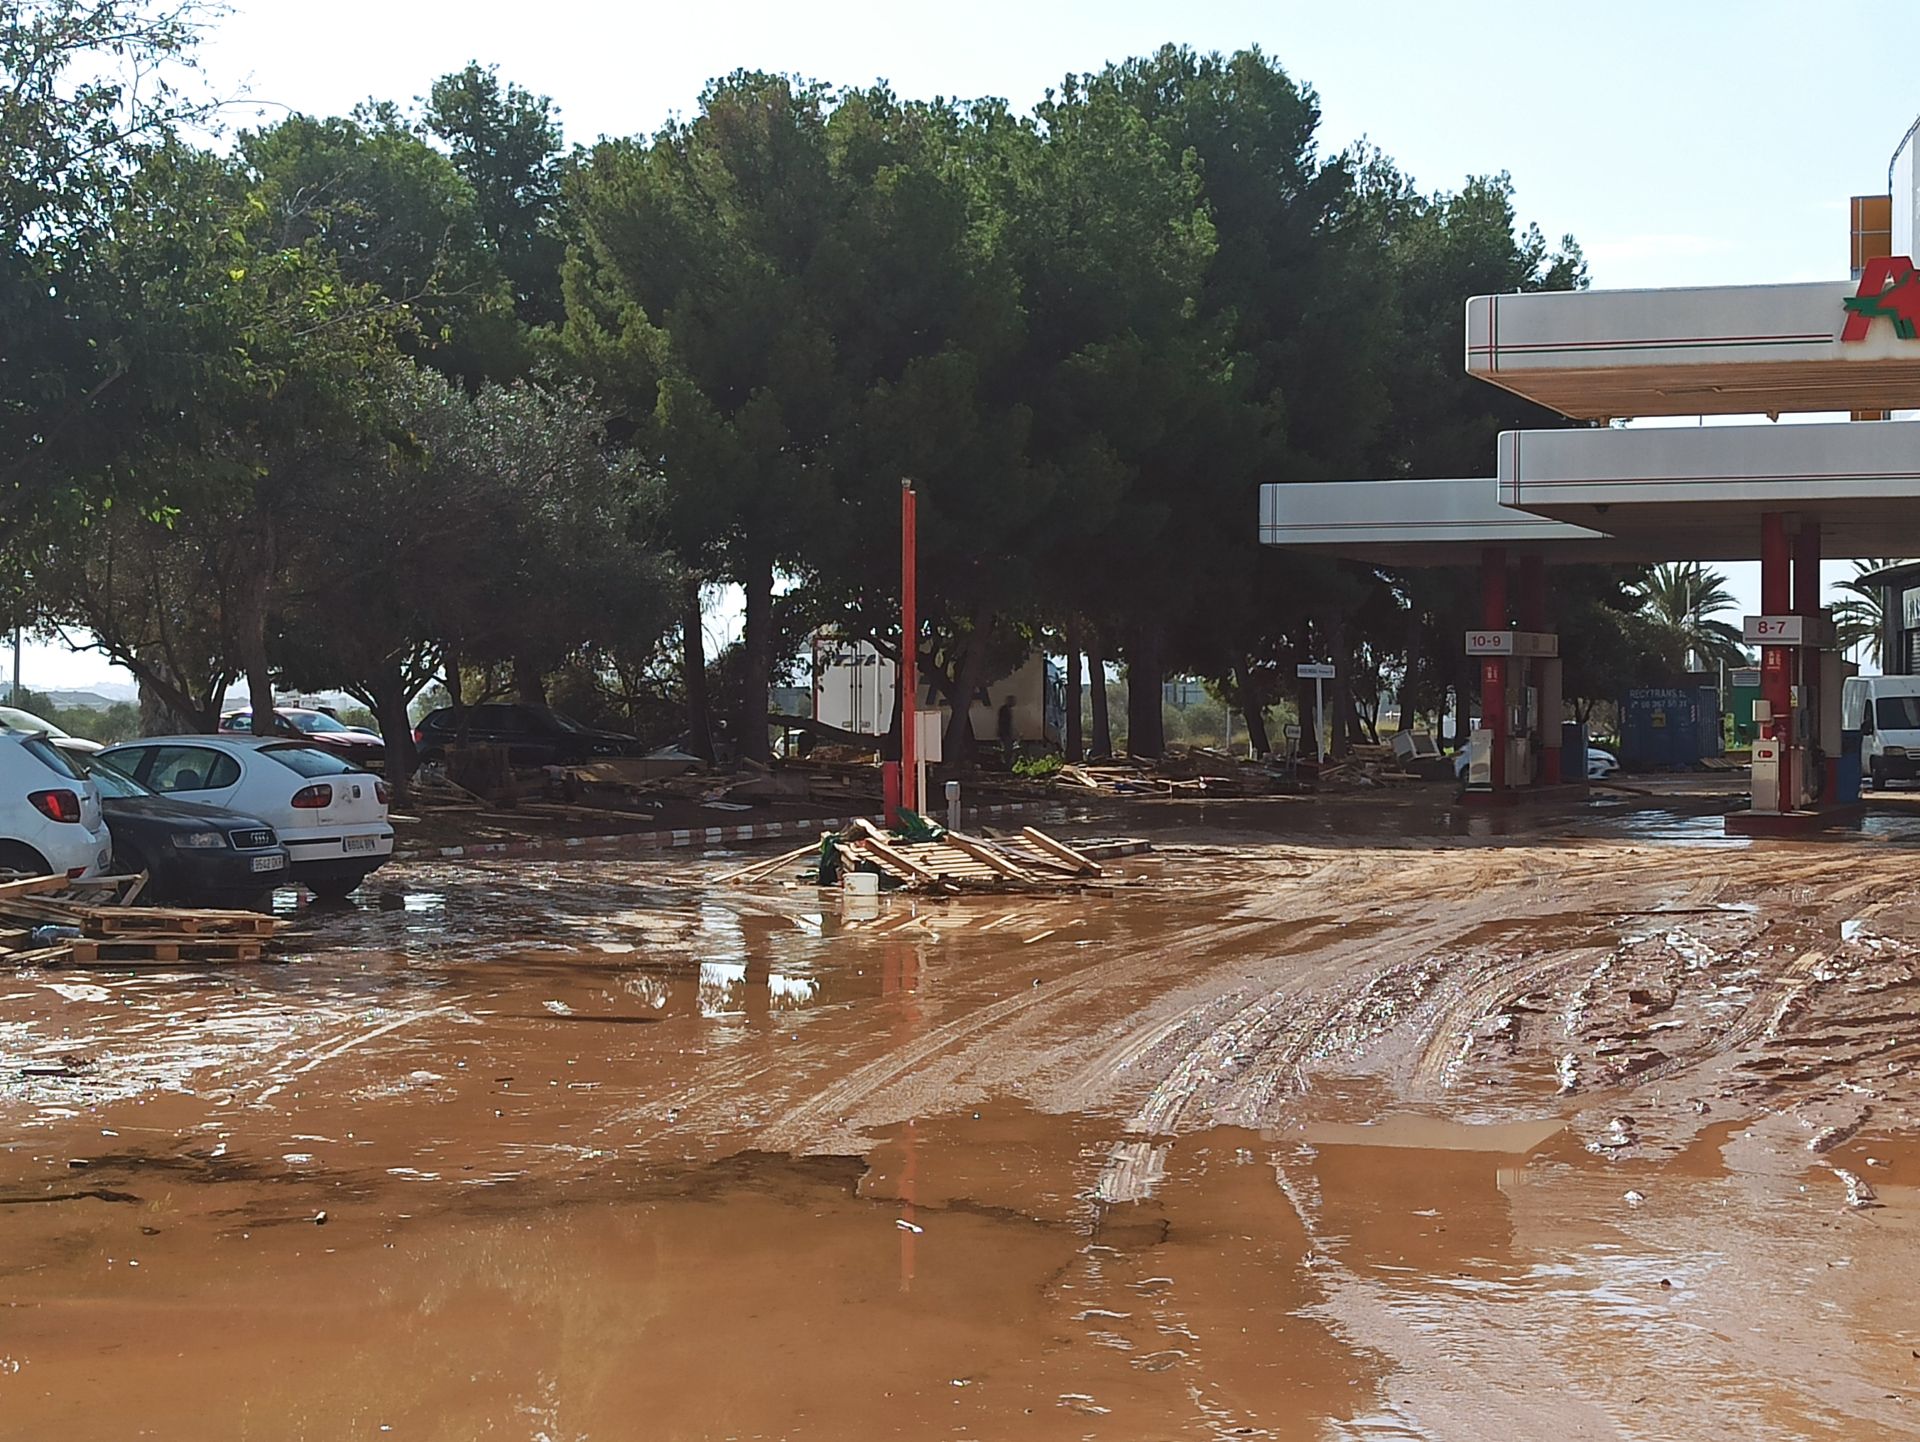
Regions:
[[997, 695, 1017, 767]]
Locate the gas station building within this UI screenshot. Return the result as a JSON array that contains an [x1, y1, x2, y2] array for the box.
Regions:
[[1261, 130, 1920, 829]]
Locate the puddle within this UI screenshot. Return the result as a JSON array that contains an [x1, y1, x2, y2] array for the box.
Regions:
[[1303, 1114, 1566, 1153], [5, 829, 1920, 1437]]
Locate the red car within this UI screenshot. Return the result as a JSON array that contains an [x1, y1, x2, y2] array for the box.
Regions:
[[219, 708, 386, 769]]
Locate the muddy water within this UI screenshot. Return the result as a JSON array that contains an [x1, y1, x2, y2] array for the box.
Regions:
[[4, 827, 1920, 1439]]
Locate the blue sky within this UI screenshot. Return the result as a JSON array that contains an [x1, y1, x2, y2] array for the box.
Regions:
[[28, 0, 1913, 687]]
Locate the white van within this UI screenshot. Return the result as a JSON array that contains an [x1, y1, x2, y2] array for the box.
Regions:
[[1843, 675, 1920, 789]]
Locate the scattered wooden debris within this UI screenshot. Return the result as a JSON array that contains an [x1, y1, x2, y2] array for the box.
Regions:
[[724, 818, 1147, 894], [0, 873, 280, 970]]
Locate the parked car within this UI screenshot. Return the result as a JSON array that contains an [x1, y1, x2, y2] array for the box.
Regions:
[[98, 736, 393, 899], [1453, 745, 1619, 782], [219, 708, 385, 768], [412, 704, 639, 768], [55, 742, 290, 905], [0, 730, 112, 879], [0, 705, 103, 754]]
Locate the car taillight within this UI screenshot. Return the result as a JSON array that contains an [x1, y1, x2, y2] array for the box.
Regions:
[[412, 728, 423, 744], [374, 780, 390, 805], [29, 789, 82, 823], [291, 784, 332, 809]]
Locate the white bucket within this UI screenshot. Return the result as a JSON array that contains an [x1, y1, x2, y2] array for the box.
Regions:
[[842, 870, 881, 897]]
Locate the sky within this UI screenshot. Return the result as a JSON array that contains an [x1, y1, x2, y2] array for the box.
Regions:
[[22, 0, 1918, 690]]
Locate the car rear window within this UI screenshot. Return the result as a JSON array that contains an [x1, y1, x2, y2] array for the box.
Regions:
[[261, 743, 362, 777], [21, 736, 84, 780], [85, 759, 150, 799]]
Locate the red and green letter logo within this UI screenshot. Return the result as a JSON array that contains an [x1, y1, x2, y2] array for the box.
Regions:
[[1843, 255, 1920, 340]]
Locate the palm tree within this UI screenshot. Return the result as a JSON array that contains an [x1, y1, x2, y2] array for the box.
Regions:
[[1832, 559, 1909, 666], [1632, 562, 1749, 671]]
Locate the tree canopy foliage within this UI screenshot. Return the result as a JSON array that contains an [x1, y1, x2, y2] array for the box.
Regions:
[[6, 7, 1684, 783]]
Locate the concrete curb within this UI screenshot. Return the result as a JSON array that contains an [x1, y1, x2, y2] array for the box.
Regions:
[[392, 801, 1055, 863]]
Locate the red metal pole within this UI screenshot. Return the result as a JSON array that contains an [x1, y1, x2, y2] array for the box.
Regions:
[[1760, 512, 1792, 805], [1481, 546, 1508, 791], [900, 480, 918, 819]]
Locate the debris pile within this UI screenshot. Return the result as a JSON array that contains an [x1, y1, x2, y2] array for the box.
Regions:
[[0, 874, 278, 968], [723, 816, 1146, 894]]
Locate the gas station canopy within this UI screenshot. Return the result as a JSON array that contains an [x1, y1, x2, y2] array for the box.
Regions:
[[1256, 476, 1614, 566], [1497, 418, 1920, 561], [1466, 280, 1920, 419]]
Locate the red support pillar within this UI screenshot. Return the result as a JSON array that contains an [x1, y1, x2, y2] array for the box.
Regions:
[[1794, 521, 1829, 802], [1519, 555, 1559, 785], [1480, 546, 1508, 791], [899, 480, 918, 820], [1760, 512, 1792, 807]]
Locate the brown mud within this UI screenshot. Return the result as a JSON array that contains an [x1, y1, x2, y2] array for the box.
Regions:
[[4, 792, 1920, 1439]]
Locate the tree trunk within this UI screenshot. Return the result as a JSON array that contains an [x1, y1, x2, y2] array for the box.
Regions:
[[1234, 657, 1271, 756], [135, 652, 205, 736], [1125, 623, 1166, 759], [370, 666, 417, 802], [1399, 608, 1421, 732], [1088, 628, 1112, 758], [513, 655, 547, 707], [941, 610, 994, 768], [240, 509, 277, 737], [738, 545, 774, 765], [1064, 620, 1084, 762], [681, 577, 714, 762], [443, 645, 465, 709]]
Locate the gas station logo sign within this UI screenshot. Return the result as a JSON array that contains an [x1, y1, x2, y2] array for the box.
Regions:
[[1843, 255, 1920, 340]]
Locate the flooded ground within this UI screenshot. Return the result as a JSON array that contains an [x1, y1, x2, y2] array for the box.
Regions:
[[4, 792, 1920, 1439]]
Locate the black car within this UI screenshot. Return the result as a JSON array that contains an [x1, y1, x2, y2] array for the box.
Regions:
[[69, 749, 291, 905], [412, 704, 638, 768]]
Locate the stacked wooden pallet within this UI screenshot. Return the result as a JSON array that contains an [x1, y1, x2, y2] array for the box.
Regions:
[[0, 874, 279, 968]]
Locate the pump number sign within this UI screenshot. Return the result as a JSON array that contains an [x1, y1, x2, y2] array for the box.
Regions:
[[1743, 615, 1804, 644]]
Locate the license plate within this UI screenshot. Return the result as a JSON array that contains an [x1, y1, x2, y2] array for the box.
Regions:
[[251, 855, 287, 872], [342, 836, 379, 854]]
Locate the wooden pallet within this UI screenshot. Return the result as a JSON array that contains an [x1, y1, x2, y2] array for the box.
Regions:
[[78, 906, 277, 939], [56, 936, 267, 967]]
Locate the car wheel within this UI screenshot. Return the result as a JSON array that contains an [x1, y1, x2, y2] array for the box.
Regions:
[[1870, 761, 1886, 792], [0, 840, 51, 877], [110, 842, 160, 898], [307, 877, 362, 902]]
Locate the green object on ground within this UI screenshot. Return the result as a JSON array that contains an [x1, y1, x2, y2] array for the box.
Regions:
[[895, 808, 946, 843]]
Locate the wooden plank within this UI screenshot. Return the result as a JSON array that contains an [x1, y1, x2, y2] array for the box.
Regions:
[[716, 841, 820, 886], [1019, 827, 1104, 877], [844, 829, 941, 885], [0, 874, 70, 900], [1, 945, 74, 967], [938, 832, 1039, 883]]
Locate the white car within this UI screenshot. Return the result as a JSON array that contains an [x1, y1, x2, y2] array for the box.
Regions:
[[0, 730, 113, 879], [1453, 746, 1620, 782], [99, 736, 393, 899], [0, 705, 103, 754]]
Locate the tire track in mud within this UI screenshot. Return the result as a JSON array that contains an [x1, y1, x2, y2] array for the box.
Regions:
[[756, 908, 1286, 1152], [1083, 848, 1663, 1138]]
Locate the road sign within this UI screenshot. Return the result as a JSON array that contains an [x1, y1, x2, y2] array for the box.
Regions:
[[1295, 663, 1336, 679], [1743, 615, 1804, 645], [1464, 630, 1558, 657]]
